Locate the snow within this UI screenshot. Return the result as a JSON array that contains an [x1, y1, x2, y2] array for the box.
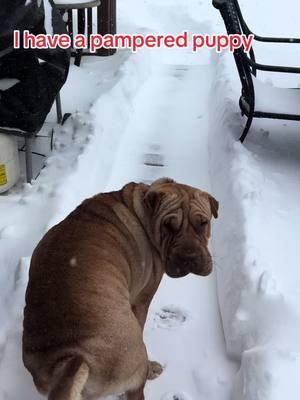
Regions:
[[1, 0, 300, 399], [106, 59, 237, 399], [208, 1, 300, 397], [253, 77, 300, 115], [0, 79, 19, 91], [43, 0, 54, 35], [53, 0, 98, 5]]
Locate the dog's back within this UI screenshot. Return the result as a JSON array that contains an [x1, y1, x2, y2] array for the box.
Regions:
[[23, 189, 151, 399]]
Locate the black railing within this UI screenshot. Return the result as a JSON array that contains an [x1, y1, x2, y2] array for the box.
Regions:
[[213, 0, 300, 142]]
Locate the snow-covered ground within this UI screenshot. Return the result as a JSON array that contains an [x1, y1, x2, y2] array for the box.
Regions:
[[1, 0, 300, 399], [208, 1, 300, 399]]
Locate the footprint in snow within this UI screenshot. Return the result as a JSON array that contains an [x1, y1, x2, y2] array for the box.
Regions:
[[161, 392, 190, 400], [153, 305, 187, 329], [143, 152, 164, 167]]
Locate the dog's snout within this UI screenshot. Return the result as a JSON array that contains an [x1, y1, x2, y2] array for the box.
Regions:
[[184, 247, 198, 256], [179, 253, 198, 267], [166, 246, 213, 278]]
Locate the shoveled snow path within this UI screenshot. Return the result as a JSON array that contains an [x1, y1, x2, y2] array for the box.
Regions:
[[106, 61, 238, 400]]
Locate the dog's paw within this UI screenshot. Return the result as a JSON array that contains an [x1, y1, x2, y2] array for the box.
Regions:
[[147, 361, 164, 380]]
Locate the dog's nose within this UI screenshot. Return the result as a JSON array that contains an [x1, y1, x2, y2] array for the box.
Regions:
[[178, 253, 199, 267], [183, 248, 199, 257], [184, 247, 195, 254]]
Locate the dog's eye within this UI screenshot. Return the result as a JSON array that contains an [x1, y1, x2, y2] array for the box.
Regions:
[[194, 219, 208, 234], [164, 217, 181, 232], [163, 209, 183, 233]]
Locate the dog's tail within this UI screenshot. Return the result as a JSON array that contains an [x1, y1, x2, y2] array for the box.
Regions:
[[48, 356, 89, 400]]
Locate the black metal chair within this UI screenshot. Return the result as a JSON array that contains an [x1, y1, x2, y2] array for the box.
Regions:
[[212, 0, 300, 142], [0, 94, 63, 183], [54, 0, 117, 66], [0, 0, 70, 184]]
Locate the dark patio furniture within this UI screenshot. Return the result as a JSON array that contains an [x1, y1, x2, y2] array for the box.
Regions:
[[0, 0, 70, 183], [213, 0, 300, 142], [0, 94, 63, 184], [54, 0, 117, 66]]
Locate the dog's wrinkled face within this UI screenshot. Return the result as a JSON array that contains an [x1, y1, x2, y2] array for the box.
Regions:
[[144, 178, 218, 278]]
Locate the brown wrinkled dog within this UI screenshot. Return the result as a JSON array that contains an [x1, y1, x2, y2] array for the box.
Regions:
[[23, 178, 218, 400]]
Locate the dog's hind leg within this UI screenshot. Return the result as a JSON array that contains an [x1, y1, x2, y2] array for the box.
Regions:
[[131, 303, 163, 382], [147, 360, 163, 380], [131, 302, 150, 330], [126, 384, 145, 400], [48, 356, 89, 400]]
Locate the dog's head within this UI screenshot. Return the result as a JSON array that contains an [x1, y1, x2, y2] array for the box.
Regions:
[[144, 178, 218, 278]]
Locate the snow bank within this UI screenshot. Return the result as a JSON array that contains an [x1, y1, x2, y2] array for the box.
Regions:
[[209, 44, 300, 399], [232, 346, 300, 400], [48, 48, 154, 226]]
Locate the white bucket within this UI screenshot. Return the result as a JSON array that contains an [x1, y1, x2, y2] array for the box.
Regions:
[[0, 133, 20, 193]]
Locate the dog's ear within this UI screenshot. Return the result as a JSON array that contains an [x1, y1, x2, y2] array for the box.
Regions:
[[208, 194, 219, 219], [152, 177, 175, 185], [144, 178, 174, 213]]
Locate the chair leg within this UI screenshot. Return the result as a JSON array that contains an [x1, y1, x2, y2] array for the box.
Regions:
[[25, 137, 33, 183], [239, 113, 254, 143], [74, 8, 85, 66], [74, 50, 83, 67], [56, 93, 63, 124]]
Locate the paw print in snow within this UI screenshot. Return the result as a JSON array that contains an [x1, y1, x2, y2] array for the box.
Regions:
[[154, 305, 187, 328], [161, 392, 190, 400]]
